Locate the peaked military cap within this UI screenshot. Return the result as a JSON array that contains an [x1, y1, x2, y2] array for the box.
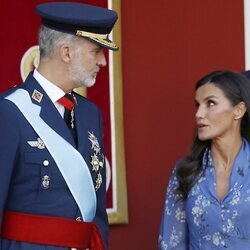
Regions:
[[36, 2, 118, 50]]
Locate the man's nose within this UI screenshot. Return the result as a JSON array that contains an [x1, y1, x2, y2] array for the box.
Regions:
[[97, 50, 107, 67]]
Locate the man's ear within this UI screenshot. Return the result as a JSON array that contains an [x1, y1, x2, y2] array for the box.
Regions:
[[59, 44, 74, 63], [234, 101, 247, 120]]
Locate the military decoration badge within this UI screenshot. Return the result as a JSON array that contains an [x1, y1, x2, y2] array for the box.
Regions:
[[41, 175, 50, 189], [31, 89, 43, 103], [27, 137, 46, 149], [88, 131, 101, 154], [88, 131, 105, 191]]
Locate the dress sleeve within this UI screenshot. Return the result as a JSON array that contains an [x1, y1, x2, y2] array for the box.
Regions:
[[158, 166, 188, 250]]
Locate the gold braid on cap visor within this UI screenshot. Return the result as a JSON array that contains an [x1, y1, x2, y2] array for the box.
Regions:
[[76, 30, 118, 49]]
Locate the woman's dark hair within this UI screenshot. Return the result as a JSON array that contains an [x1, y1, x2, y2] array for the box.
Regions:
[[175, 70, 250, 200]]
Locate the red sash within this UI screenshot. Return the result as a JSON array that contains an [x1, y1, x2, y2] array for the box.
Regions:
[[1, 211, 105, 250]]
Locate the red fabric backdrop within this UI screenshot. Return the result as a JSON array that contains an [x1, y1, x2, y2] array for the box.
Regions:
[[109, 0, 245, 249]]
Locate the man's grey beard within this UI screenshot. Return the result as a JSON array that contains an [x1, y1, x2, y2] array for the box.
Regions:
[[69, 56, 96, 88]]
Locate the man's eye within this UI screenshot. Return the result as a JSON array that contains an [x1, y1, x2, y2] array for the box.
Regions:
[[93, 48, 101, 54]]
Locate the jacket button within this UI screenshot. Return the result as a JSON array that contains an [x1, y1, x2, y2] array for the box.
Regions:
[[43, 160, 49, 166]]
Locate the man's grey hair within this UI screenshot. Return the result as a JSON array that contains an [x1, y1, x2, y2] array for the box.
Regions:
[[38, 25, 81, 58]]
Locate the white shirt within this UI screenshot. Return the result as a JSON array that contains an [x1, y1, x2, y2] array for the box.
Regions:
[[33, 69, 65, 117]]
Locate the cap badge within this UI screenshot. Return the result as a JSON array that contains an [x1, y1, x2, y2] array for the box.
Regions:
[[76, 30, 108, 40]]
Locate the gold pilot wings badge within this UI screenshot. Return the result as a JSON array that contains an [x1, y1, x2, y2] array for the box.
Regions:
[[27, 138, 46, 149]]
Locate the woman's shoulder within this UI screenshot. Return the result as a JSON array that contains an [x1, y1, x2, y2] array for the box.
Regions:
[[172, 156, 188, 173]]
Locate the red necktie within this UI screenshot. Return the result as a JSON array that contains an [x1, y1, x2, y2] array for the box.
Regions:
[[57, 93, 77, 142], [58, 94, 75, 110]]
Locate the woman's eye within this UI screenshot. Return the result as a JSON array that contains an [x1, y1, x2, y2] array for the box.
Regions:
[[207, 100, 215, 107]]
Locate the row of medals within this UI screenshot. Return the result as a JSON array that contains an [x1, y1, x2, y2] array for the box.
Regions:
[[71, 132, 105, 250]]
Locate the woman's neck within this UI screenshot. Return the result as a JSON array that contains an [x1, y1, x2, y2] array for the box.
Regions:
[[211, 135, 242, 170]]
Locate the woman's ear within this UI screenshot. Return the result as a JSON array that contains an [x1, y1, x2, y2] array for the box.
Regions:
[[234, 101, 247, 120]]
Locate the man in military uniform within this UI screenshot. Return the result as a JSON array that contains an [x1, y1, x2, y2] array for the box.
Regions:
[[0, 2, 118, 249]]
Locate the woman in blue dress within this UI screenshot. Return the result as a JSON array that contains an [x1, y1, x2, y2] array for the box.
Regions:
[[159, 70, 250, 249]]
